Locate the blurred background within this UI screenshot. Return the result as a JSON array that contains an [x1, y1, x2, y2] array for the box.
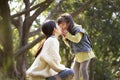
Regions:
[[0, 0, 120, 80]]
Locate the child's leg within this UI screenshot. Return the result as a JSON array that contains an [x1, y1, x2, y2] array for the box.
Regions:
[[80, 59, 91, 80], [73, 61, 80, 80]]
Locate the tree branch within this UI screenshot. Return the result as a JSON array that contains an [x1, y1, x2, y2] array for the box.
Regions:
[[11, 17, 23, 29], [71, 0, 93, 18], [45, 0, 65, 20], [11, 0, 53, 18], [23, 0, 30, 17], [14, 35, 45, 58], [28, 27, 41, 37], [30, 0, 36, 6], [29, 0, 54, 24]]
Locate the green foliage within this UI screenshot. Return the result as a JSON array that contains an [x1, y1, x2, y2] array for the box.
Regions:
[[93, 59, 114, 80], [59, 36, 74, 68], [2, 0, 120, 79], [82, 0, 120, 79], [9, 0, 24, 15], [13, 28, 19, 51], [55, 0, 120, 79]]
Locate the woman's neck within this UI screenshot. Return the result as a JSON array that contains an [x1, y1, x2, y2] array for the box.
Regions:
[[54, 34, 59, 39], [51, 34, 58, 39]]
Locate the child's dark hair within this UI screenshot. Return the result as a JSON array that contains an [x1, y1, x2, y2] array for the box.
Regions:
[[35, 20, 56, 58], [57, 13, 74, 34]]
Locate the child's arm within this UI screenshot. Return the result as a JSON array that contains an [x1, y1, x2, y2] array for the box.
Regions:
[[62, 37, 70, 47], [65, 32, 83, 43]]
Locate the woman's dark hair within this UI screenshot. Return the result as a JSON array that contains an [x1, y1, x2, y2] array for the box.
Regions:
[[57, 13, 74, 34], [34, 39, 45, 58], [42, 20, 57, 38], [35, 20, 56, 58]]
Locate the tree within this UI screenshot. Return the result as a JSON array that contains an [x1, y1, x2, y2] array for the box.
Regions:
[[83, 0, 120, 79], [0, 0, 15, 79], [2, 0, 120, 80], [0, 0, 53, 79], [0, 0, 93, 79]]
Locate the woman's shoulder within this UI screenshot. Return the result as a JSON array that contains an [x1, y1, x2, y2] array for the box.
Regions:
[[45, 36, 58, 44], [48, 36, 58, 41]]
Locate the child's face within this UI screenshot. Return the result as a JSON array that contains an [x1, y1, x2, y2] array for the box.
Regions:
[[58, 22, 68, 31]]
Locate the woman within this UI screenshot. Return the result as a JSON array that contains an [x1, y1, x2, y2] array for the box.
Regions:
[[26, 20, 74, 80], [57, 13, 95, 80]]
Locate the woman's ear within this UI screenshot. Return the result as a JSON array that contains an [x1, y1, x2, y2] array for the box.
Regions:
[[58, 23, 63, 29], [53, 28, 57, 35]]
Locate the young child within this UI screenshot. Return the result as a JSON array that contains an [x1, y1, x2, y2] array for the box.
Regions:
[[57, 13, 95, 80], [26, 20, 74, 80]]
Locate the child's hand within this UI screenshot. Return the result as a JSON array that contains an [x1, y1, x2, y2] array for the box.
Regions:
[[62, 29, 68, 37]]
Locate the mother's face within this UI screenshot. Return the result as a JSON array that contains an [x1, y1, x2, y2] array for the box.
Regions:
[[54, 24, 62, 36]]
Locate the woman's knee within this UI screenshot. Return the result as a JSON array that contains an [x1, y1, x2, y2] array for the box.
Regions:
[[58, 69, 74, 78], [67, 69, 74, 75]]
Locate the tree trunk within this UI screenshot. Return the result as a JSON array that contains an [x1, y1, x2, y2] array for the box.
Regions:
[[0, 0, 15, 79], [16, 18, 30, 80], [16, 0, 31, 79]]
